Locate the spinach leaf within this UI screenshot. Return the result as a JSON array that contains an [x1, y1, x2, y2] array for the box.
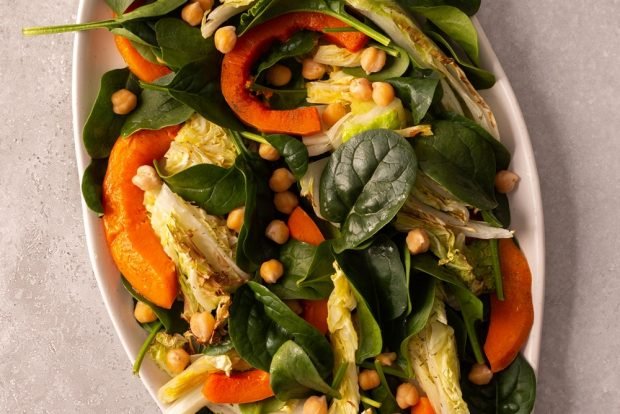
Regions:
[[411, 254, 485, 363], [413, 119, 497, 210], [336, 236, 408, 322], [256, 31, 320, 77], [427, 30, 495, 89], [238, 0, 391, 46], [249, 83, 308, 111], [160, 60, 245, 131], [81, 159, 108, 215], [233, 144, 278, 271], [270, 240, 334, 300], [156, 18, 216, 69], [121, 276, 188, 334], [462, 354, 536, 414], [239, 398, 287, 414], [202, 338, 234, 356], [439, 112, 511, 170], [270, 340, 340, 399], [320, 129, 417, 252], [264, 134, 309, 178], [83, 68, 139, 159], [343, 46, 410, 81], [494, 192, 511, 227], [156, 161, 246, 216], [352, 287, 383, 363], [387, 72, 441, 125], [412, 6, 480, 65], [111, 20, 159, 46], [370, 362, 400, 414], [229, 282, 333, 377], [121, 74, 194, 136], [24, 0, 186, 36], [398, 0, 481, 16], [105, 0, 135, 15], [445, 305, 468, 357]]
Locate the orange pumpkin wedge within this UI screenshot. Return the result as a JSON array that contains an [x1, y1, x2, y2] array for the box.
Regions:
[[113, 35, 172, 83], [202, 370, 274, 404], [221, 12, 368, 135], [102, 126, 180, 309]]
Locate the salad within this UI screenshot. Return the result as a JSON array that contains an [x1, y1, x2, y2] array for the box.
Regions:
[[25, 0, 537, 413]]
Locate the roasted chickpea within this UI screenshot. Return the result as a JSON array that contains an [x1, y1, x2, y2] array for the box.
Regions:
[[266, 64, 292, 87], [269, 168, 296, 193], [359, 369, 381, 391], [303, 395, 328, 414], [258, 142, 280, 161], [111, 88, 137, 115], [406, 228, 430, 255], [181, 2, 204, 27], [395, 382, 420, 409], [468, 363, 494, 385], [165, 348, 190, 375], [274, 191, 299, 215], [302, 58, 327, 80], [260, 259, 284, 284], [132, 165, 161, 192], [134, 301, 157, 324], [375, 352, 397, 366], [191, 0, 213, 12], [265, 219, 289, 245], [226, 206, 245, 233], [214, 26, 237, 54], [495, 170, 520, 194], [322, 102, 348, 129], [350, 78, 373, 101], [372, 82, 395, 106], [190, 311, 216, 343], [360, 47, 387, 74]]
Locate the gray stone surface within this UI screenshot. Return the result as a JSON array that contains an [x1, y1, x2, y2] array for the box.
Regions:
[[1, 0, 618, 413]]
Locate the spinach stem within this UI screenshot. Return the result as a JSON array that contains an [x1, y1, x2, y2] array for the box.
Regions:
[[359, 361, 410, 380], [241, 131, 269, 145], [138, 81, 169, 93], [374, 360, 397, 402], [360, 395, 382, 408], [489, 239, 504, 300], [331, 362, 348, 390], [22, 20, 115, 36], [133, 321, 162, 375], [373, 43, 401, 57], [328, 12, 391, 46], [322, 27, 359, 33]]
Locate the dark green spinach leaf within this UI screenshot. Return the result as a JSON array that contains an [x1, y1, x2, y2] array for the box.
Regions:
[[270, 340, 340, 399], [413, 119, 498, 210], [249, 83, 309, 111], [121, 276, 188, 334], [320, 129, 417, 252], [106, 0, 135, 15], [270, 240, 334, 300], [202, 338, 234, 356], [462, 354, 536, 414], [81, 159, 108, 215], [156, 161, 246, 216], [388, 71, 441, 125], [239, 398, 287, 414], [83, 68, 139, 159], [256, 31, 320, 77], [156, 18, 216, 69], [229, 282, 333, 377], [264, 134, 309, 178]]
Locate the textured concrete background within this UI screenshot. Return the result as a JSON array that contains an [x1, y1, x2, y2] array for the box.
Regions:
[[1, 0, 619, 413]]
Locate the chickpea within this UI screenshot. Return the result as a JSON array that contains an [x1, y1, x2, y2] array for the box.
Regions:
[[395, 382, 420, 409], [165, 348, 190, 375], [468, 363, 493, 385], [372, 82, 395, 107], [350, 78, 373, 101], [406, 228, 430, 255], [214, 26, 237, 54], [190, 311, 216, 343], [132, 165, 161, 192], [134, 301, 157, 324], [269, 168, 296, 193], [191, 0, 213, 11], [260, 259, 284, 284], [111, 88, 137, 115], [359, 369, 381, 391], [303, 395, 328, 414], [181, 2, 204, 27], [226, 206, 245, 233], [258, 142, 280, 161], [360, 47, 387, 74], [322, 102, 348, 129], [375, 352, 397, 366], [285, 299, 303, 315], [266, 64, 292, 87], [274, 191, 299, 215], [495, 170, 520, 194], [302, 58, 327, 80], [265, 219, 290, 245]]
